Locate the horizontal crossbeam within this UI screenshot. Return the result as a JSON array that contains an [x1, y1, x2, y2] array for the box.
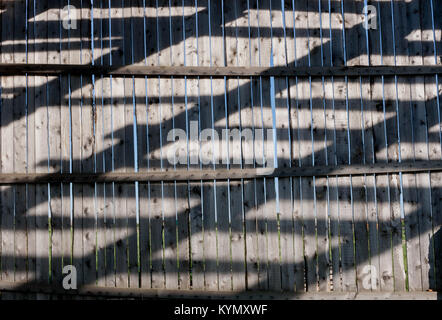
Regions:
[[0, 161, 441, 184], [1, 63, 442, 77]]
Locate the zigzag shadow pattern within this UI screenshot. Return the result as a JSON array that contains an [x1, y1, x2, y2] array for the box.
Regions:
[[0, 0, 441, 299]]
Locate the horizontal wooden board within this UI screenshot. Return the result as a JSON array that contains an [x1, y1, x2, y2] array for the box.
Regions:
[[0, 161, 442, 183], [0, 280, 438, 300], [0, 64, 441, 77]]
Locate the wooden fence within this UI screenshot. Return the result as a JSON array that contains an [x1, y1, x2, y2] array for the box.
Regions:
[[0, 0, 441, 299]]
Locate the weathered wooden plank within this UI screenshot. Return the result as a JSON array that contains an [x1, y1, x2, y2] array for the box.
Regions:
[[334, 84, 356, 292], [110, 0, 129, 290], [250, 0, 269, 293], [245, 0, 264, 291], [146, 0, 164, 290], [322, 73, 339, 292], [224, 0, 240, 292], [259, 0, 280, 292], [147, 75, 165, 289], [170, 0, 190, 291], [68, 1, 84, 298], [414, 0, 438, 292], [326, 0, 344, 292], [286, 0, 305, 292], [361, 84, 381, 293], [59, 0, 73, 292], [329, 0, 356, 292], [198, 0, 217, 291], [369, 14, 393, 295], [317, 0, 334, 292], [211, 0, 231, 292], [12, 0, 28, 300], [101, 0, 116, 289], [420, 0, 440, 292], [79, 1, 96, 290], [431, 77, 442, 291], [224, 0, 246, 292], [46, 3, 63, 296], [271, 0, 295, 293], [307, 0, 330, 292], [0, 0, 16, 299], [135, 86, 150, 291], [123, 0, 138, 290], [33, 0, 50, 299], [343, 0, 370, 293], [25, 0, 37, 299], [356, 0, 381, 293], [428, 0, 442, 292], [379, 2, 406, 293], [348, 72, 371, 293], [132, 0, 149, 290], [393, 0, 426, 292], [157, 0, 179, 291], [361, 87, 381, 293], [134, 69, 150, 288], [293, 0, 316, 293], [366, 1, 394, 293], [184, 0, 204, 291], [371, 68, 396, 294], [92, 0, 106, 289], [322, 67, 338, 292], [236, 0, 260, 292]]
